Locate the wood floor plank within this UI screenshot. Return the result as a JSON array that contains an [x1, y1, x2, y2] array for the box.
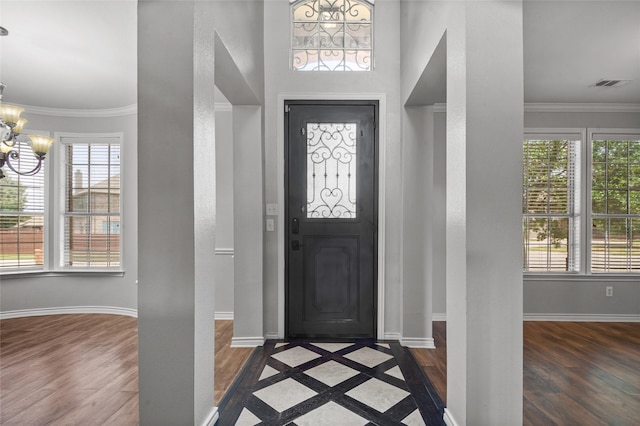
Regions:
[[0, 315, 252, 425], [2, 315, 639, 424]]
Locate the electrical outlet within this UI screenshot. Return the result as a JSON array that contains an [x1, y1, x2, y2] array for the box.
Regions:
[[606, 286, 613, 297]]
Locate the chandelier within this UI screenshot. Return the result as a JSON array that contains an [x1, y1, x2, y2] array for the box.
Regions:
[[0, 27, 55, 179]]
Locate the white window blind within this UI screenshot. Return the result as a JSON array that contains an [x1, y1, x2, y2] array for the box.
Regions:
[[590, 132, 640, 272], [0, 139, 46, 271], [63, 137, 121, 269], [523, 137, 580, 272]]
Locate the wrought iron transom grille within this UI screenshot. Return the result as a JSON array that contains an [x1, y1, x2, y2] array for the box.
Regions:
[[291, 0, 373, 71], [307, 122, 357, 218]]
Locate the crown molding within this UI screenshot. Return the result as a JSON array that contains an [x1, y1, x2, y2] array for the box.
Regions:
[[432, 103, 640, 113], [525, 103, 640, 113], [17, 102, 233, 118]]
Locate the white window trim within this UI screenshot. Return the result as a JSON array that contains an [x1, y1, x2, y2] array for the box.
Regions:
[[586, 128, 640, 275], [53, 132, 124, 273], [524, 127, 640, 278]]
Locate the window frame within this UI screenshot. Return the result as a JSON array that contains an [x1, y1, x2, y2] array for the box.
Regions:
[[523, 128, 584, 274], [290, 0, 375, 72], [587, 128, 640, 274], [0, 129, 52, 274], [54, 132, 124, 273], [524, 127, 640, 278]]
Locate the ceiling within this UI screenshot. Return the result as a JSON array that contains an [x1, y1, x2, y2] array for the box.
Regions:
[[0, 1, 638, 110]]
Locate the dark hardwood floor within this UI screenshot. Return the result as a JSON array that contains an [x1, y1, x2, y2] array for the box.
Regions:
[[0, 315, 251, 425], [2, 316, 639, 424], [411, 321, 640, 425]]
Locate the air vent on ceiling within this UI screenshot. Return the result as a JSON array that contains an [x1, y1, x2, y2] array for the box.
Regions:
[[590, 79, 631, 88]]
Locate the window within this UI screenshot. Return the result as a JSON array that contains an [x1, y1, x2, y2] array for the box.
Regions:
[[523, 134, 580, 272], [62, 137, 121, 269], [0, 138, 46, 271], [523, 129, 640, 274], [590, 131, 640, 272], [291, 0, 373, 71]]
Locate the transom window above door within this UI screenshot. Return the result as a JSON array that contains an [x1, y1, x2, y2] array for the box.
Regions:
[[291, 0, 374, 71]]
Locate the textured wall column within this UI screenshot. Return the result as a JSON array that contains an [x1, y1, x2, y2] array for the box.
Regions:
[[232, 106, 264, 346], [138, 1, 216, 424], [402, 106, 434, 346], [446, 1, 524, 424]]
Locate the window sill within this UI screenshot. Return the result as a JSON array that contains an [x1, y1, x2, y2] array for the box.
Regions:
[[524, 273, 639, 282], [1, 269, 125, 279]]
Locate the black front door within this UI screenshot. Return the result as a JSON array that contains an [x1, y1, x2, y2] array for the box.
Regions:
[[285, 101, 378, 339]]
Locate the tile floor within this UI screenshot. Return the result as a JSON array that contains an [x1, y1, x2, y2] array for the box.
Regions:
[[217, 340, 444, 425]]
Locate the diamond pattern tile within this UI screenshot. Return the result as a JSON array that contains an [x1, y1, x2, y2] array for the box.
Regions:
[[235, 408, 261, 426], [293, 401, 369, 426], [345, 378, 410, 413], [344, 346, 393, 368], [259, 365, 279, 381], [403, 409, 427, 426], [253, 378, 317, 412], [305, 360, 360, 387], [217, 340, 444, 425], [385, 365, 405, 381], [272, 346, 321, 367]]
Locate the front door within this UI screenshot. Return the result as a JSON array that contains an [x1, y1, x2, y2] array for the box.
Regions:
[[285, 101, 378, 339]]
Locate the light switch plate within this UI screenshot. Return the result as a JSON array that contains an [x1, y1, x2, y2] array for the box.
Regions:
[[266, 203, 278, 216]]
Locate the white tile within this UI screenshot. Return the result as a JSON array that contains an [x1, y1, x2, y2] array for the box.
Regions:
[[385, 365, 405, 381], [343, 347, 393, 368], [376, 343, 390, 349], [271, 346, 321, 367], [304, 360, 360, 387], [235, 408, 261, 426], [310, 342, 354, 353], [253, 378, 317, 413], [259, 365, 279, 381], [275, 343, 288, 348], [345, 378, 410, 413], [402, 409, 427, 426], [292, 401, 369, 426]]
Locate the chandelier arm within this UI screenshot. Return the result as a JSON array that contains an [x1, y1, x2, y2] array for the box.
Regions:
[[3, 150, 44, 177]]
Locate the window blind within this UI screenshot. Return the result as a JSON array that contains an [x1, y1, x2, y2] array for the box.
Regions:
[[0, 139, 46, 270], [523, 138, 580, 272], [63, 139, 121, 269]]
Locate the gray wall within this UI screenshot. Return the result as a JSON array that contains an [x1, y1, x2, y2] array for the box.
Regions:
[[431, 109, 640, 318], [263, 0, 403, 337], [0, 112, 138, 314], [214, 108, 234, 316]]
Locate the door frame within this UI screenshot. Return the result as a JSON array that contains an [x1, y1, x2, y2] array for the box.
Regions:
[[276, 93, 387, 339]]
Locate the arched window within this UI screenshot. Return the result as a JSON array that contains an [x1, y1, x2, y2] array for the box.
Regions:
[[291, 0, 373, 71]]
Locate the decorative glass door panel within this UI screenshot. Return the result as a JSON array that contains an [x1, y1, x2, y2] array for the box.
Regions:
[[307, 122, 357, 218]]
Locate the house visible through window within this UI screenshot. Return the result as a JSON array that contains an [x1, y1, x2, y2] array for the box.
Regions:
[[291, 0, 373, 71], [63, 137, 121, 269], [523, 129, 640, 274], [0, 139, 46, 271]]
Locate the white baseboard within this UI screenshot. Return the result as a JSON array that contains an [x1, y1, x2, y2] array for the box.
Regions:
[[431, 313, 640, 322], [0, 306, 137, 320], [214, 312, 234, 320], [231, 336, 265, 348], [401, 337, 436, 349], [200, 407, 218, 426], [443, 408, 459, 426], [524, 313, 640, 322], [383, 332, 401, 341], [265, 332, 280, 340]]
